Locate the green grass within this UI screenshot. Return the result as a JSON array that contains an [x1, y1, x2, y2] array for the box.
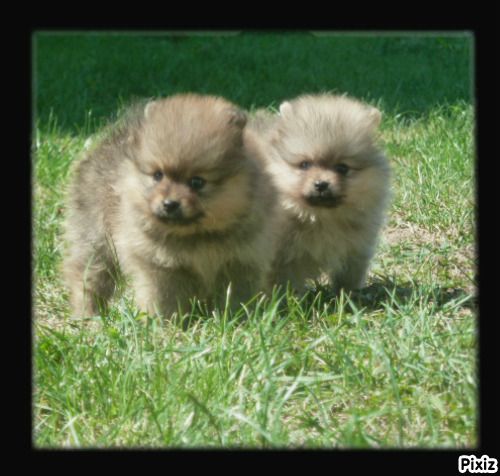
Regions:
[[33, 32, 476, 448]]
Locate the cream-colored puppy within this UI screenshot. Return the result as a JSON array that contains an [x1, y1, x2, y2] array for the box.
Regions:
[[249, 94, 391, 293]]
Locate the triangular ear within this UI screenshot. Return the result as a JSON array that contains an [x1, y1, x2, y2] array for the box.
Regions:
[[279, 101, 293, 118], [366, 106, 382, 129], [144, 100, 156, 120], [122, 129, 139, 158], [226, 108, 247, 128]]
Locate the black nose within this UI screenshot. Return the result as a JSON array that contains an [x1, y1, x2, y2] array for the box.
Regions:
[[163, 199, 180, 213], [314, 181, 330, 192]]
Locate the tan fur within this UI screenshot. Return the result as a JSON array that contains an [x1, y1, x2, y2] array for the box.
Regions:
[[63, 94, 277, 318], [249, 94, 391, 293]]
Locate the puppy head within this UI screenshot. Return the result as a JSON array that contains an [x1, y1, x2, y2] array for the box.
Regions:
[[268, 94, 389, 219], [123, 94, 254, 236]]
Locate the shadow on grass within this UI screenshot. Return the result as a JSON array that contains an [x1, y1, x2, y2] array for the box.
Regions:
[[58, 278, 476, 333], [307, 278, 477, 315], [357, 279, 474, 312], [180, 278, 477, 330]]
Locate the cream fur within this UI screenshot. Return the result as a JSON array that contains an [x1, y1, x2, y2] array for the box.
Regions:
[[249, 94, 391, 293]]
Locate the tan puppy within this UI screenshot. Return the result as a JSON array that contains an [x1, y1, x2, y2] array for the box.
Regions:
[[63, 94, 277, 318], [249, 94, 391, 294]]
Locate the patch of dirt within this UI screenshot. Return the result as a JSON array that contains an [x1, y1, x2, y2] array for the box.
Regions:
[[380, 213, 476, 295]]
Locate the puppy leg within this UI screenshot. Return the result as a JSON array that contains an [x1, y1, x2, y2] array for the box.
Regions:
[[131, 264, 202, 319], [217, 261, 266, 311], [64, 247, 116, 317], [331, 253, 372, 294], [272, 256, 319, 294]]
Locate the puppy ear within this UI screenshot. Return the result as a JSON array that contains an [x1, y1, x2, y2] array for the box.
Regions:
[[226, 108, 247, 128], [144, 100, 156, 120], [122, 131, 139, 160], [366, 106, 382, 129], [279, 101, 293, 118]]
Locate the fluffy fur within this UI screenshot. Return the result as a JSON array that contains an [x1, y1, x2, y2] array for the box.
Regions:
[[63, 94, 277, 318], [249, 94, 391, 293]]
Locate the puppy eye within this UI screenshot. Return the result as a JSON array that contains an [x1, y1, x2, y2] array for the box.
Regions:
[[299, 160, 313, 170], [334, 164, 349, 175], [188, 176, 206, 190], [153, 171, 164, 181]]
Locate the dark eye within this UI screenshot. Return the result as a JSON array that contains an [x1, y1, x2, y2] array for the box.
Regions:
[[299, 160, 313, 170], [153, 171, 164, 181], [188, 176, 206, 190], [334, 164, 349, 175]]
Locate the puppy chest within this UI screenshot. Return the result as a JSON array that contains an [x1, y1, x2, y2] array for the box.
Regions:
[[160, 243, 234, 289], [285, 225, 350, 265]]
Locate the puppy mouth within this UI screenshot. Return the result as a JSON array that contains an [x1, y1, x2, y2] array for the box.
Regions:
[[157, 211, 205, 226], [304, 194, 344, 208]]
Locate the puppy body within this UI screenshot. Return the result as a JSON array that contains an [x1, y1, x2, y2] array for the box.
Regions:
[[63, 94, 277, 318], [250, 94, 391, 293]]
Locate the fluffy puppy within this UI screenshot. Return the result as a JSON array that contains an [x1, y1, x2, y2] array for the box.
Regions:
[[249, 94, 391, 293], [63, 94, 277, 318]]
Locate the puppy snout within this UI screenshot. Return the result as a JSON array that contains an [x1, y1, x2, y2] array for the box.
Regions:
[[314, 180, 330, 192], [163, 199, 181, 214]]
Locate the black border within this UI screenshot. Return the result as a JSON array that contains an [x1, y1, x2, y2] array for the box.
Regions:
[[21, 15, 497, 475]]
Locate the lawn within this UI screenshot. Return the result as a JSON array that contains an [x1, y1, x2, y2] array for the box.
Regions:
[[33, 31, 476, 448]]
